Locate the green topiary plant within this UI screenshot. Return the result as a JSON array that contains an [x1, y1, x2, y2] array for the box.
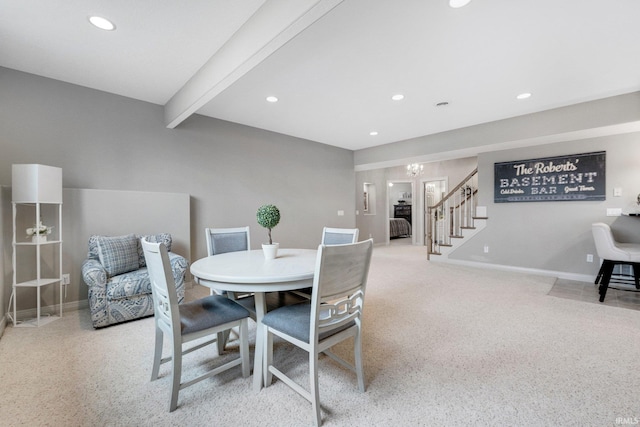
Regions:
[[256, 204, 280, 245]]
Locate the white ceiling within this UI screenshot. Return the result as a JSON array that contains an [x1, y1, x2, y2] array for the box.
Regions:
[[2, 0, 640, 151]]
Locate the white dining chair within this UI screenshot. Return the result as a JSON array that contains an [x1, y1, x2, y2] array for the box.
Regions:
[[142, 238, 251, 412], [290, 227, 359, 299], [205, 226, 257, 350], [205, 225, 305, 307], [205, 226, 253, 297], [322, 227, 359, 245], [205, 226, 251, 257], [591, 222, 640, 302], [262, 239, 374, 426], [291, 227, 361, 300]]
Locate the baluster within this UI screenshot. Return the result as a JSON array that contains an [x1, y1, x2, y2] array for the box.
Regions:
[[427, 168, 479, 257], [456, 190, 461, 236]]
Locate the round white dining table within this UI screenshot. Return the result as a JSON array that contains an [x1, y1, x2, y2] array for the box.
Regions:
[[190, 248, 317, 392]]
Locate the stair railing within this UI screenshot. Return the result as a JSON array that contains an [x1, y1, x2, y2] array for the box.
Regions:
[[427, 168, 479, 258]]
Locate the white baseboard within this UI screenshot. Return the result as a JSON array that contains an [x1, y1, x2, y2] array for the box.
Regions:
[[430, 257, 594, 283], [3, 299, 89, 329], [0, 316, 6, 338]]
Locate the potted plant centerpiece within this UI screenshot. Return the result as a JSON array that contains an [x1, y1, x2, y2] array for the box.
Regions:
[[256, 204, 280, 259]]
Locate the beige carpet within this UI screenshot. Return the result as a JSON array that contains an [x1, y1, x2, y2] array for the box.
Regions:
[[1, 245, 639, 426]]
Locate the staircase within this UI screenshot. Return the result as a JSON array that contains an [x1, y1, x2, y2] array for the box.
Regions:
[[427, 168, 488, 260]]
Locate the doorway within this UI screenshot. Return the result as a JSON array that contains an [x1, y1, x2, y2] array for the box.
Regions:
[[386, 180, 414, 245]]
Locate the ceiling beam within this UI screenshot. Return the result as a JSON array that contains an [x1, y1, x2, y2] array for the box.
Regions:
[[164, 0, 344, 129]]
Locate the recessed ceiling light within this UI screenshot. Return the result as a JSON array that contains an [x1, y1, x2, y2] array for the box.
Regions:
[[391, 94, 404, 101], [369, 131, 379, 136], [266, 96, 278, 103], [517, 93, 532, 100], [435, 101, 449, 107], [89, 16, 116, 31], [449, 0, 471, 8]]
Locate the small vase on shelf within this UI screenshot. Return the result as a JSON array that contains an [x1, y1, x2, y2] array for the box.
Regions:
[[32, 235, 47, 243], [26, 221, 53, 243]]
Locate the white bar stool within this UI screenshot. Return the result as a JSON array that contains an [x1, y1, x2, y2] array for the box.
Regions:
[[591, 222, 640, 302]]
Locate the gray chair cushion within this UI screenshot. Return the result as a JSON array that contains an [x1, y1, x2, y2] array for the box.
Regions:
[[232, 292, 308, 316], [179, 295, 250, 335], [323, 232, 356, 245], [262, 302, 355, 343], [210, 232, 248, 255]]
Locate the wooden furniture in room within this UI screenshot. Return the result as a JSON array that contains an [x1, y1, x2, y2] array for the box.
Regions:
[[190, 248, 316, 392], [205, 226, 253, 305], [142, 239, 250, 412], [204, 225, 306, 350], [291, 226, 361, 299], [394, 203, 412, 225], [262, 239, 374, 426], [321, 227, 359, 245]]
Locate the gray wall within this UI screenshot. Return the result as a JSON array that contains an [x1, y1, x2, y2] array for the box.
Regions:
[[0, 187, 4, 326], [2, 64, 639, 326], [1, 187, 191, 314], [354, 92, 640, 168], [354, 92, 640, 279], [454, 133, 640, 276], [356, 157, 478, 244], [0, 67, 355, 323]]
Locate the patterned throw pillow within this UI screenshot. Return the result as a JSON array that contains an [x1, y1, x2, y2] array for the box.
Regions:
[[97, 234, 140, 277], [137, 233, 172, 267], [87, 235, 101, 260]]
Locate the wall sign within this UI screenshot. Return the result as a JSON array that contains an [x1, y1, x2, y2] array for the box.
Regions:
[[494, 151, 606, 203]]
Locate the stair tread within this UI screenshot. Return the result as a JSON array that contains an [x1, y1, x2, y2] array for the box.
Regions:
[[428, 170, 487, 257]]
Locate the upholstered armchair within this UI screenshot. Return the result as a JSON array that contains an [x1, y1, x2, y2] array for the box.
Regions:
[[82, 233, 188, 328]]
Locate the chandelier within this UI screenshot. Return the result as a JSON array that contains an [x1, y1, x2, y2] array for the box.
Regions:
[[406, 163, 424, 177]]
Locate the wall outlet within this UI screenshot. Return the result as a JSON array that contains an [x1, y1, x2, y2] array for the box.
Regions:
[[586, 254, 593, 263], [337, 210, 344, 216], [613, 187, 622, 197], [62, 273, 70, 285], [606, 208, 622, 216], [483, 245, 489, 253]]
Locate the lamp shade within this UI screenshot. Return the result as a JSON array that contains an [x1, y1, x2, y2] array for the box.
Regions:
[[12, 164, 62, 203]]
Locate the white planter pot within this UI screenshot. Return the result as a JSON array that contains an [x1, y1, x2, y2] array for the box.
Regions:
[[262, 243, 279, 260], [32, 235, 47, 243]]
